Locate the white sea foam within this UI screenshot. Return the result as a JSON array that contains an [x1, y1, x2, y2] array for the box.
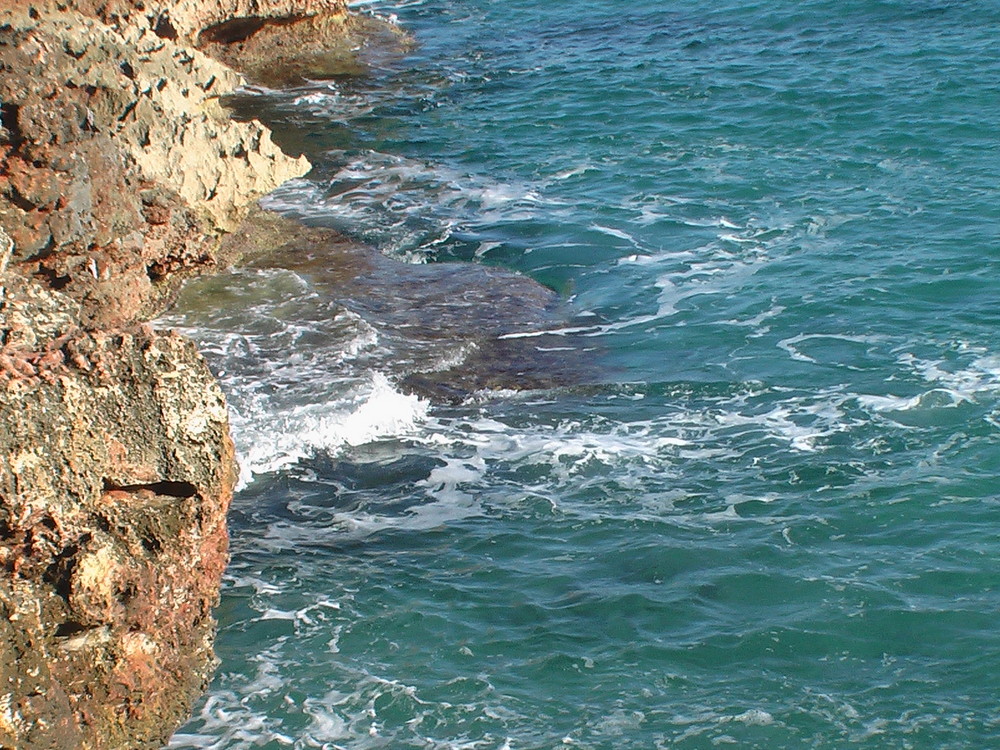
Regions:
[[348, 0, 421, 11], [589, 223, 643, 247], [333, 495, 484, 537], [233, 371, 429, 488], [551, 163, 597, 180], [777, 333, 883, 368], [720, 303, 786, 334], [290, 85, 343, 111], [903, 347, 1000, 398], [708, 398, 846, 453], [157, 268, 438, 488], [415, 413, 690, 477], [856, 393, 932, 413], [325, 382, 859, 532], [617, 249, 698, 266], [498, 240, 772, 339], [262, 151, 551, 262], [609, 250, 770, 332], [730, 708, 775, 726], [852, 344, 1000, 423], [579, 217, 783, 333]]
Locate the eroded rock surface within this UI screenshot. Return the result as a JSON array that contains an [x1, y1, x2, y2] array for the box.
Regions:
[[0, 0, 343, 746], [70, 0, 350, 48], [0, 3, 310, 327], [0, 320, 236, 749], [61, 0, 394, 87]]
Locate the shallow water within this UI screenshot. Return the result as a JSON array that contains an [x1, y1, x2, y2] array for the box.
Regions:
[[167, 1, 1000, 747]]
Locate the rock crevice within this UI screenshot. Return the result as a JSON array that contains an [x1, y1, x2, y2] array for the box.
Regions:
[[0, 0, 361, 746]]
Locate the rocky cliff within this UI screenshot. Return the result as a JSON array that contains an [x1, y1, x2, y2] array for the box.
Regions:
[[0, 0, 360, 746]]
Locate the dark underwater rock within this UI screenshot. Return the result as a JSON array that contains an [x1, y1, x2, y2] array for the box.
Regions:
[[220, 210, 603, 404]]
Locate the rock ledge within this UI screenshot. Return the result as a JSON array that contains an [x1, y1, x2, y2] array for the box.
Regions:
[[0, 0, 356, 746]]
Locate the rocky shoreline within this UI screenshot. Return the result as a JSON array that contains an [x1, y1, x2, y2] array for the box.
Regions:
[[0, 1, 382, 746]]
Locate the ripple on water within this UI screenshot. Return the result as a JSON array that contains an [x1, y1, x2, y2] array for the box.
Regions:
[[170, 0, 1000, 746]]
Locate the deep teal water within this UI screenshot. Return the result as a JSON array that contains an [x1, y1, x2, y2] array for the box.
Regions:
[[168, 1, 1000, 747]]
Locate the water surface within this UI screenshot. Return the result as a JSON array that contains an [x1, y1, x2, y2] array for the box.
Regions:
[[168, 1, 1000, 747]]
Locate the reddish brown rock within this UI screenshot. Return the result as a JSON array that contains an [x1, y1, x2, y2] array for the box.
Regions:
[[0, 0, 373, 746], [197, 9, 408, 87], [0, 3, 310, 328], [0, 321, 236, 749]]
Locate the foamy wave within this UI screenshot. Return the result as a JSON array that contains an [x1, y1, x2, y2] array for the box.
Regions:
[[777, 333, 883, 368], [233, 372, 429, 488], [262, 151, 550, 262], [563, 218, 784, 334], [156, 269, 434, 489], [853, 344, 1000, 422], [380, 384, 860, 523], [903, 346, 1000, 399]]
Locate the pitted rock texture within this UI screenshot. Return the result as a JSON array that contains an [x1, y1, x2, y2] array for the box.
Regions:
[[0, 326, 236, 749], [58, 0, 376, 87], [0, 3, 310, 328], [198, 8, 409, 88], [0, 0, 349, 746], [69, 0, 350, 48]]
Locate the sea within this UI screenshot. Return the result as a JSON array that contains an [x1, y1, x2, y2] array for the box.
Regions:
[[165, 1, 1000, 747]]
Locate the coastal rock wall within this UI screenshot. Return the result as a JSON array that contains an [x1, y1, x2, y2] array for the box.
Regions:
[[0, 3, 310, 327], [68, 0, 350, 47], [66, 0, 366, 87], [0, 0, 347, 746], [0, 318, 236, 749]]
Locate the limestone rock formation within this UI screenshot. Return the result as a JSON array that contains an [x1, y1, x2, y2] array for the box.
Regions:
[[0, 3, 311, 327], [70, 0, 351, 48], [0, 315, 236, 749], [0, 0, 355, 746], [62, 0, 391, 87]]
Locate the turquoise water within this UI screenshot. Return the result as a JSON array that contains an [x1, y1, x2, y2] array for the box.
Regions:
[[168, 1, 1000, 747]]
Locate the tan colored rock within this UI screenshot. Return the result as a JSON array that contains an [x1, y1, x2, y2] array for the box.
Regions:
[[0, 328, 237, 749], [69, 0, 350, 47], [0, 5, 310, 327], [60, 0, 403, 87]]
